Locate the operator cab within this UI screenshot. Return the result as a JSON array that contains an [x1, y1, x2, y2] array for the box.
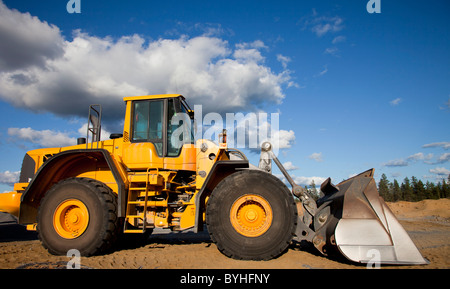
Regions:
[[122, 94, 196, 170]]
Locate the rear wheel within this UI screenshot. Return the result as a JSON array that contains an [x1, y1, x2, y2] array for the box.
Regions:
[[37, 178, 120, 256], [206, 170, 297, 260]]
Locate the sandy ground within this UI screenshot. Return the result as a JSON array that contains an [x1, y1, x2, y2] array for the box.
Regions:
[[0, 199, 449, 269]]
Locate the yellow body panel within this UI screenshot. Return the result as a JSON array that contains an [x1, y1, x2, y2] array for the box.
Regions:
[[0, 192, 22, 218], [122, 142, 164, 169], [123, 94, 182, 102], [164, 144, 196, 171]]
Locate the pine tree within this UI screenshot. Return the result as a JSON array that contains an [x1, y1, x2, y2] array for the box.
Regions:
[[378, 174, 391, 201], [401, 177, 413, 201], [415, 179, 426, 201], [309, 180, 318, 200], [442, 179, 449, 199], [392, 179, 401, 201]]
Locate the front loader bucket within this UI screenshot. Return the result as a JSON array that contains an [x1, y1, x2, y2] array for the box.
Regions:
[[314, 169, 428, 265]]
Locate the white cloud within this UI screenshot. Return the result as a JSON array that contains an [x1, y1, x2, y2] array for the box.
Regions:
[[312, 17, 343, 37], [0, 2, 293, 119], [276, 54, 291, 69], [0, 1, 64, 71], [429, 167, 450, 176], [8, 127, 77, 148], [324, 47, 339, 56], [7, 124, 112, 149], [294, 176, 327, 187], [332, 36, 346, 44], [390, 98, 402, 106], [301, 11, 344, 37], [422, 142, 450, 150], [316, 65, 328, 77], [384, 151, 448, 167], [282, 161, 299, 171], [308, 152, 323, 162], [435, 153, 450, 164], [271, 129, 295, 150], [276, 173, 326, 187], [0, 170, 19, 185], [382, 159, 408, 167], [406, 152, 434, 161]]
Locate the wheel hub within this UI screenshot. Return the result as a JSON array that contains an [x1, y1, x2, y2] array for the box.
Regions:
[[230, 194, 273, 237], [53, 199, 89, 239]]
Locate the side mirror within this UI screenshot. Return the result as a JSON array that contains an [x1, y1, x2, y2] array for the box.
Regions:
[[110, 133, 123, 139]]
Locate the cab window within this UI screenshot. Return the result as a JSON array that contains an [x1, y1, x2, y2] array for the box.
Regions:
[[132, 100, 164, 156]]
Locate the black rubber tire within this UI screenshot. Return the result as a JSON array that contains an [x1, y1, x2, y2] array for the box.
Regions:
[[37, 178, 120, 256], [206, 170, 298, 260]]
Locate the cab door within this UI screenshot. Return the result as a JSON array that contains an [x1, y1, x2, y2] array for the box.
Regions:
[[122, 99, 165, 170]]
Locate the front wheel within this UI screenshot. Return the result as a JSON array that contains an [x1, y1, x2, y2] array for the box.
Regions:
[[206, 170, 298, 260], [37, 178, 120, 256]]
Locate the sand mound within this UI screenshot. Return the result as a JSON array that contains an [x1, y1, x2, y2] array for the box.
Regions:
[[387, 198, 450, 219]]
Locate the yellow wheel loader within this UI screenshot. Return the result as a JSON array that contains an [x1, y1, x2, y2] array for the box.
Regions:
[[0, 94, 428, 264]]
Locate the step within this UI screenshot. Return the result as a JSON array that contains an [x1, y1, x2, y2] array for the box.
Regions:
[[123, 229, 144, 234], [128, 201, 145, 205]]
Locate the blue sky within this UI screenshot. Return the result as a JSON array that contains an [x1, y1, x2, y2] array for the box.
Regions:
[[0, 0, 449, 193]]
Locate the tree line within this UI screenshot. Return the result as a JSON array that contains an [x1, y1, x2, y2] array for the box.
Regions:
[[378, 174, 450, 202], [306, 174, 450, 202]]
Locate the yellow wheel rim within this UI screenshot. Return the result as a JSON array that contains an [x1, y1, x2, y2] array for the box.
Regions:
[[230, 194, 273, 237], [53, 199, 89, 239]]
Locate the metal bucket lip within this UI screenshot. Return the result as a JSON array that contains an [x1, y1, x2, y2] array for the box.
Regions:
[[331, 169, 428, 265]]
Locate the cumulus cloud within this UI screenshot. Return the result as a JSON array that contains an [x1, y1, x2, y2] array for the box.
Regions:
[[429, 167, 450, 176], [0, 170, 20, 185], [308, 152, 323, 162], [294, 176, 327, 187], [0, 1, 64, 71], [8, 127, 77, 148], [276, 173, 326, 187], [7, 125, 112, 149], [0, 2, 294, 121], [282, 161, 299, 171]]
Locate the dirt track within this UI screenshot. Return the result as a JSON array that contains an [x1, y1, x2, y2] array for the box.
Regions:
[[0, 199, 449, 269]]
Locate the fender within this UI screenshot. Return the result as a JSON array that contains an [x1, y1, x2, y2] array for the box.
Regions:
[[19, 149, 126, 224], [193, 160, 249, 232]]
